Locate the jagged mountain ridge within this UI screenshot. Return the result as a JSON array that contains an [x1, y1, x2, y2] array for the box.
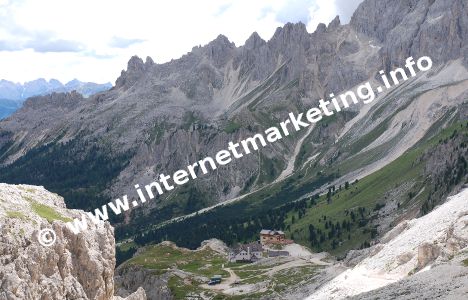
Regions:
[[0, 18, 373, 212], [0, 0, 467, 237]]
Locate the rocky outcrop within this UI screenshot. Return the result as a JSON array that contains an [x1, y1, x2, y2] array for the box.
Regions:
[[115, 265, 172, 300], [115, 55, 154, 90], [113, 287, 147, 300], [416, 242, 440, 269], [22, 91, 84, 111], [0, 183, 146, 300]]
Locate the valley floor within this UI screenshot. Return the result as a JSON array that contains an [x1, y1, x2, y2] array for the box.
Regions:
[[117, 240, 337, 299]]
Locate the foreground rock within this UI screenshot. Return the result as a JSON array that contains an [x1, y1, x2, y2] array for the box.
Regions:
[[306, 188, 468, 299], [0, 183, 146, 300], [349, 260, 468, 300]]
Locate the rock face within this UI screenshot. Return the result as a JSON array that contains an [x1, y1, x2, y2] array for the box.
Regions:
[[0, 183, 146, 300], [0, 16, 375, 212], [350, 0, 468, 68]]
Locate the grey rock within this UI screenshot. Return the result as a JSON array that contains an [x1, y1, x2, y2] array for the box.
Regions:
[[0, 183, 146, 300], [350, 262, 468, 300], [351, 0, 468, 68]]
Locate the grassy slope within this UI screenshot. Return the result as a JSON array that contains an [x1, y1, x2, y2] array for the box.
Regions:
[[286, 121, 468, 255], [123, 243, 229, 277]]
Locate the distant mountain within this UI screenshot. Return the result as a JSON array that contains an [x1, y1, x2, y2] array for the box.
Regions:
[[64, 79, 112, 97], [0, 78, 112, 100], [0, 78, 112, 119], [0, 98, 21, 119]]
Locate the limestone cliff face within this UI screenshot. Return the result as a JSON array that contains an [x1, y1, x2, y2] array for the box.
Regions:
[[0, 183, 146, 300]]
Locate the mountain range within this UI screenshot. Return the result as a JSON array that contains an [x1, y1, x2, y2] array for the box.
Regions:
[[0, 78, 112, 119], [0, 0, 467, 298]]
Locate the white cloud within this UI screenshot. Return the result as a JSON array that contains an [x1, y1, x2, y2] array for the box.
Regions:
[[276, 0, 315, 24], [108, 37, 146, 49], [0, 0, 363, 84], [306, 0, 338, 32], [335, 0, 365, 23]]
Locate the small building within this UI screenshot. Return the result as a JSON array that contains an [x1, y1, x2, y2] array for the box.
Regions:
[[229, 242, 263, 263], [260, 229, 287, 245]]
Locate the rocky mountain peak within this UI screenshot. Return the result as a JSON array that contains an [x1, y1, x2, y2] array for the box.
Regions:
[[127, 55, 146, 72], [271, 21, 309, 42], [115, 55, 150, 90], [268, 21, 311, 55], [315, 23, 327, 34], [203, 34, 236, 67], [327, 15, 341, 31], [210, 34, 234, 47], [0, 79, 111, 105], [145, 56, 154, 66], [244, 31, 266, 50], [65, 78, 81, 87], [48, 78, 63, 88]]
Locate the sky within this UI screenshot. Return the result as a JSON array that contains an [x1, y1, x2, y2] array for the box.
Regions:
[[0, 0, 363, 85]]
